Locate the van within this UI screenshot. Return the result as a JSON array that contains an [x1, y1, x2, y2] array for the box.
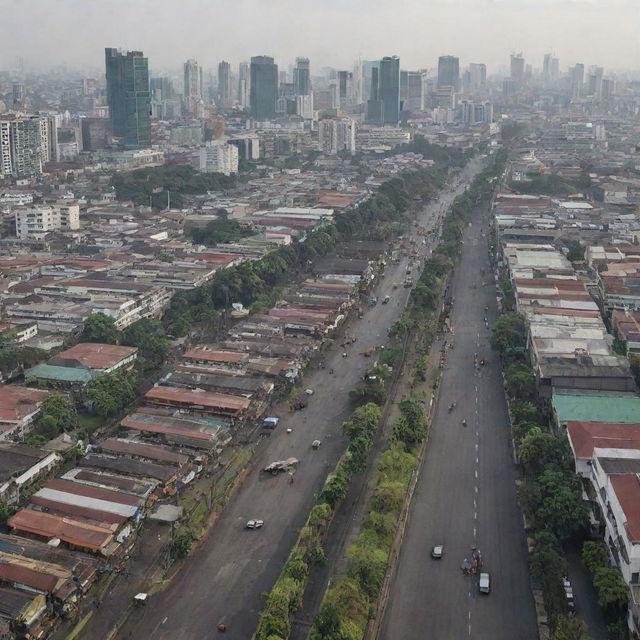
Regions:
[[479, 572, 490, 594]]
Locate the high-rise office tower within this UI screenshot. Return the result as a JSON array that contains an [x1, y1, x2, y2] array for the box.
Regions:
[[362, 60, 379, 108], [378, 56, 400, 125], [238, 62, 250, 109], [543, 54, 552, 81], [587, 66, 604, 98], [184, 59, 203, 115], [105, 48, 151, 148], [12, 83, 25, 109], [570, 63, 585, 98], [437, 56, 460, 91], [510, 53, 525, 87], [400, 71, 425, 112], [550, 57, 559, 80], [468, 63, 487, 92], [337, 70, 352, 109], [250, 56, 278, 121], [294, 57, 311, 95], [218, 61, 232, 107], [184, 59, 202, 100]]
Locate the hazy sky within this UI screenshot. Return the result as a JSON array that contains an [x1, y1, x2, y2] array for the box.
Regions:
[[2, 0, 639, 76]]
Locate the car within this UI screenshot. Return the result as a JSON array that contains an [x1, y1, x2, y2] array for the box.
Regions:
[[479, 572, 490, 594], [431, 545, 444, 559], [246, 519, 264, 529]]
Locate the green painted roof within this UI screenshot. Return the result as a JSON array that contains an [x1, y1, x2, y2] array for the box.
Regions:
[[553, 392, 640, 425], [25, 364, 94, 383]]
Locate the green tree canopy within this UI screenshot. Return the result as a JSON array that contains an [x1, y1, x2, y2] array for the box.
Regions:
[[80, 313, 121, 344]]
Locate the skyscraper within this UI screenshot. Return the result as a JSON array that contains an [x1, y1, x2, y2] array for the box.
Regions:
[[105, 48, 151, 148], [570, 63, 585, 99], [337, 70, 352, 109], [510, 53, 525, 87], [378, 56, 400, 125], [218, 61, 232, 107], [468, 63, 487, 92], [250, 56, 278, 121], [437, 56, 460, 91], [183, 59, 203, 116], [12, 83, 25, 109], [400, 71, 425, 112], [238, 62, 250, 109], [294, 58, 311, 96]]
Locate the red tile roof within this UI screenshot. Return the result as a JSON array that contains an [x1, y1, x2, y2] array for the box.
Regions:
[[567, 421, 640, 459], [0, 387, 51, 427], [8, 510, 114, 552], [145, 386, 250, 411], [50, 343, 137, 370], [610, 475, 640, 542], [183, 349, 247, 364]]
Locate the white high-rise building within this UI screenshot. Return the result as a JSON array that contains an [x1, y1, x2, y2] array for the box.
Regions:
[[296, 94, 314, 119], [15, 202, 80, 239], [0, 115, 50, 179], [318, 117, 356, 155], [194, 141, 239, 175], [238, 62, 250, 109]]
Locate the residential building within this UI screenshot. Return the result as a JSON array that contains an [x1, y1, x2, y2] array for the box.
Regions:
[[193, 141, 239, 175], [318, 117, 356, 155], [104, 48, 151, 148], [15, 203, 80, 239], [250, 56, 278, 121], [437, 55, 459, 91], [0, 115, 50, 179]]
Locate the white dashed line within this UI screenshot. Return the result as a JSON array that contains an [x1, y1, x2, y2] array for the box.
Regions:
[[475, 470, 478, 479]]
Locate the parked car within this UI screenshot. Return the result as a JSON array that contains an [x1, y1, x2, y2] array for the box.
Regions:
[[246, 519, 264, 529], [479, 572, 490, 594], [431, 545, 444, 559]]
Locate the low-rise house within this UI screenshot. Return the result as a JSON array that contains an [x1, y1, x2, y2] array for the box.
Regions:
[[144, 386, 251, 418], [0, 387, 51, 439], [49, 343, 138, 374], [0, 444, 61, 504]]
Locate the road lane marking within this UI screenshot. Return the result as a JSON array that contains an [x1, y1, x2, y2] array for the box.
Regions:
[[475, 470, 478, 479], [476, 457, 479, 465], [475, 485, 478, 493]]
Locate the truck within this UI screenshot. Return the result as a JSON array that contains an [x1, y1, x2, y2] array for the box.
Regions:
[[261, 416, 279, 430], [263, 457, 299, 475]]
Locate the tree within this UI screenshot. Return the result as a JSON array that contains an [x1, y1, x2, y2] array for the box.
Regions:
[[170, 527, 196, 559], [592, 567, 628, 611], [122, 318, 170, 371], [505, 362, 537, 401], [347, 545, 387, 598], [511, 400, 544, 425], [520, 469, 589, 542], [491, 313, 526, 353], [582, 541, 609, 575], [393, 399, 427, 447], [80, 313, 121, 344], [517, 427, 567, 473], [39, 393, 76, 431], [551, 614, 591, 640], [87, 370, 137, 417]]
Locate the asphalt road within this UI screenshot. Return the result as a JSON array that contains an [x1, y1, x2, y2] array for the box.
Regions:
[[380, 200, 538, 640], [112, 160, 485, 640]]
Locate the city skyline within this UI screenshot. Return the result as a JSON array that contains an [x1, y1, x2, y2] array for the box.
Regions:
[[2, 0, 639, 75]]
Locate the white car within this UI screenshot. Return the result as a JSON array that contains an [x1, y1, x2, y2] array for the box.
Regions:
[[479, 572, 490, 594], [431, 545, 444, 559], [246, 519, 264, 529]]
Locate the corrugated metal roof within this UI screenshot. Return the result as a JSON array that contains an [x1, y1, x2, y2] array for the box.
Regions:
[[554, 392, 640, 425], [8, 509, 114, 552], [100, 438, 188, 466], [24, 364, 94, 383]]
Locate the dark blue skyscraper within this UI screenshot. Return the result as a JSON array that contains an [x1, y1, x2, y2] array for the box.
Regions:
[[379, 56, 400, 125], [250, 56, 278, 121], [437, 55, 460, 91], [105, 48, 151, 148], [294, 57, 310, 95]]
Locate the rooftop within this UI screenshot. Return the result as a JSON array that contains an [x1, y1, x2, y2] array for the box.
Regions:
[[553, 392, 640, 425], [49, 342, 138, 370]]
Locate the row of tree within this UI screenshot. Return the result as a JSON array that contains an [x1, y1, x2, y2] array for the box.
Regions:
[[255, 403, 382, 640], [311, 400, 427, 640], [493, 307, 629, 639]]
